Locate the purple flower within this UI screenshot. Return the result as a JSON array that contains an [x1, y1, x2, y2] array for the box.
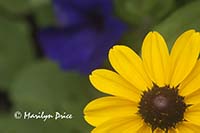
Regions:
[[38, 0, 126, 74]]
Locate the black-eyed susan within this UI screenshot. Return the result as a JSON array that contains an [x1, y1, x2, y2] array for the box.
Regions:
[[84, 30, 200, 133]]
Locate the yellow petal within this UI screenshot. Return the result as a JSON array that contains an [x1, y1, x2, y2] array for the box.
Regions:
[[84, 96, 138, 126], [184, 103, 200, 126], [91, 116, 143, 133], [179, 60, 200, 96], [185, 89, 200, 105], [154, 128, 178, 133], [89, 69, 141, 102], [153, 128, 164, 133], [168, 128, 178, 133], [169, 30, 200, 87], [109, 45, 152, 91], [176, 122, 200, 133], [142, 31, 169, 87], [137, 123, 152, 133]]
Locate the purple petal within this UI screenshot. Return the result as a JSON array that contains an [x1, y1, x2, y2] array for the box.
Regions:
[[37, 0, 127, 74], [53, 0, 113, 26], [38, 27, 101, 73]]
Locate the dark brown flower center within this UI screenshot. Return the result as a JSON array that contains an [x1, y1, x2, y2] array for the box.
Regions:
[[138, 84, 188, 132], [153, 95, 168, 110]]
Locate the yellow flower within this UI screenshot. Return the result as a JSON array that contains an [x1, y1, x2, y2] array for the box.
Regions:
[[84, 30, 200, 133]]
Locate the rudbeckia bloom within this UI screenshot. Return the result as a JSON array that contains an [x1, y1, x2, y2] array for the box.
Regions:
[[38, 0, 126, 74], [84, 30, 200, 132]]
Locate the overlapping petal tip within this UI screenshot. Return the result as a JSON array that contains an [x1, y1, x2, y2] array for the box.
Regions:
[[108, 45, 152, 91], [91, 116, 144, 133], [89, 69, 141, 102], [168, 128, 178, 133], [137, 124, 152, 133], [176, 122, 200, 132], [184, 89, 200, 105], [169, 30, 200, 88], [184, 103, 200, 126], [142, 31, 170, 87], [84, 96, 138, 127], [153, 128, 165, 133], [153, 128, 177, 133], [179, 60, 200, 96]]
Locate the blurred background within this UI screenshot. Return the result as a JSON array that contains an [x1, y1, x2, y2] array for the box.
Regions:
[[0, 0, 200, 132]]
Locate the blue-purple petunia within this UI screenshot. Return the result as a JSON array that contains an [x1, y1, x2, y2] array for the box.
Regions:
[[38, 0, 127, 74]]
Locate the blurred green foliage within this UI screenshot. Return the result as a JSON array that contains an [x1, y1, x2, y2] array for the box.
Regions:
[[10, 60, 92, 132], [0, 17, 35, 89], [0, 0, 50, 14], [0, 0, 199, 132], [115, 0, 175, 25], [155, 0, 200, 49], [34, 1, 55, 27]]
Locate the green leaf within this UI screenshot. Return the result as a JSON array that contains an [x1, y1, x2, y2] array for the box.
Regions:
[[0, 0, 50, 14], [114, 0, 174, 25], [11, 60, 91, 110], [154, 0, 200, 49], [0, 0, 31, 14], [120, 31, 147, 54], [10, 60, 92, 132], [33, 2, 56, 27], [0, 17, 35, 89], [30, 0, 51, 8]]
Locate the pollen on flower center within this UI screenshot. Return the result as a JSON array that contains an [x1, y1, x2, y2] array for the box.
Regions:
[[138, 84, 188, 132]]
